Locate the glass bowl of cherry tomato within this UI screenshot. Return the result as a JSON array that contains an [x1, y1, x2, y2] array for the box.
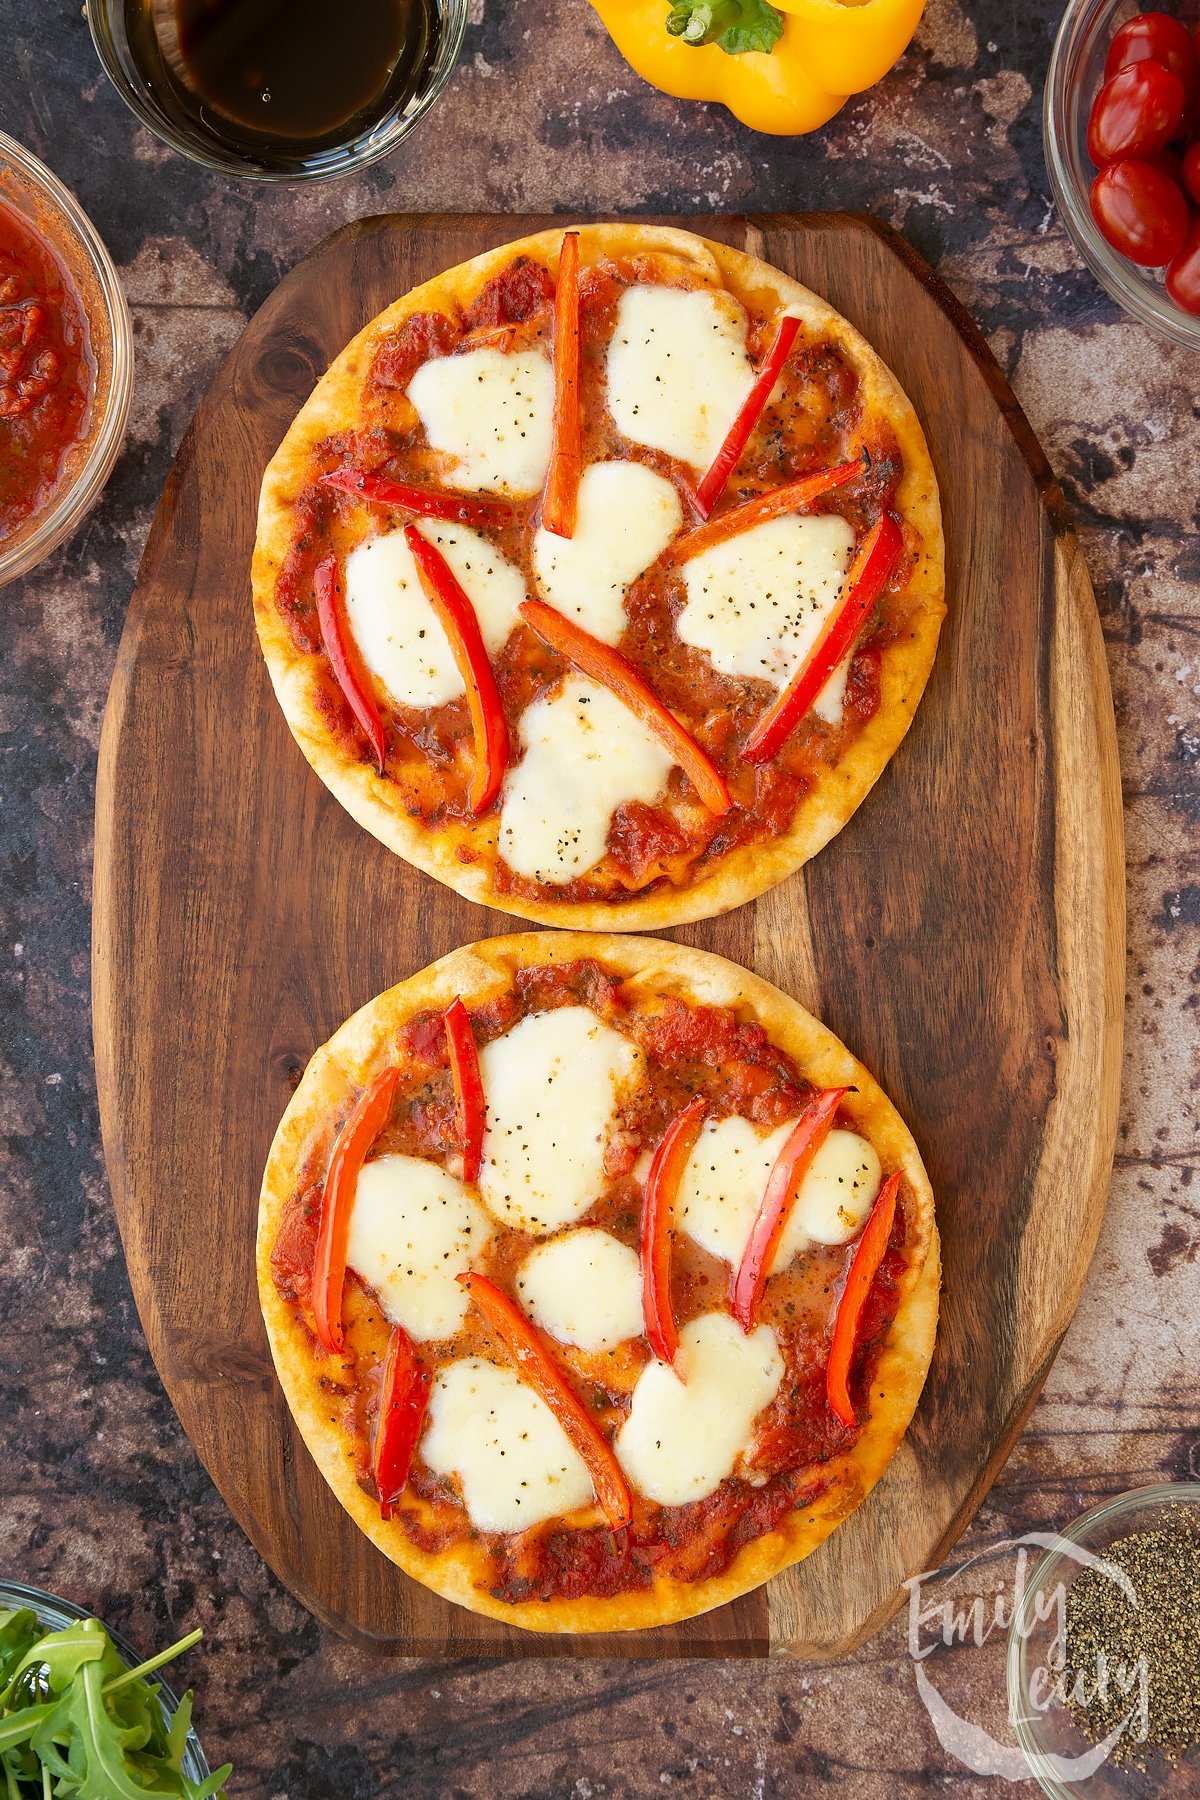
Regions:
[[1046, 3, 1200, 346]]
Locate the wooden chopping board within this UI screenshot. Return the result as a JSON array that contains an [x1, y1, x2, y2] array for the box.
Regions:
[[92, 214, 1124, 1659]]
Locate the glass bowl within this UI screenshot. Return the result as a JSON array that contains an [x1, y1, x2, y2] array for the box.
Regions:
[[86, 0, 468, 183], [0, 1578, 216, 1783], [1006, 1482, 1200, 1796], [0, 134, 133, 586], [1044, 0, 1200, 350]]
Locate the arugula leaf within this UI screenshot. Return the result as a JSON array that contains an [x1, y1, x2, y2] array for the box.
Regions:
[[716, 0, 783, 55]]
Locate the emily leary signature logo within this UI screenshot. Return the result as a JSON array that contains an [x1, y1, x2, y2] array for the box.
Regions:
[[904, 1534, 1150, 1781]]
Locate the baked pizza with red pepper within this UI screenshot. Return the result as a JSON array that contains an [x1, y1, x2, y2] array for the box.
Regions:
[[257, 934, 939, 1631], [252, 225, 945, 929]]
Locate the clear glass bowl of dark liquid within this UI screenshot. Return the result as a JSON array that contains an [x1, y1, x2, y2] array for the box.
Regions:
[[87, 0, 466, 181]]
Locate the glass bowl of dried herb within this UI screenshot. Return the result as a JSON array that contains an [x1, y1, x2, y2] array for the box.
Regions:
[[1007, 1483, 1200, 1794]]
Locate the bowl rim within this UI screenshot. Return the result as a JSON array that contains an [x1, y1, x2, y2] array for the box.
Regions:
[[0, 131, 134, 586]]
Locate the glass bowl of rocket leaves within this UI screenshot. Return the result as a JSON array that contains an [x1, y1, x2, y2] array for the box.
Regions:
[[0, 1580, 231, 1797]]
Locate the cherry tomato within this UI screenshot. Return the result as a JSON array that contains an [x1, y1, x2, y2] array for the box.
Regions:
[[1166, 217, 1200, 312], [1087, 61, 1187, 164], [1182, 139, 1200, 202], [1105, 13, 1197, 83], [1145, 146, 1185, 185], [1090, 158, 1190, 264]]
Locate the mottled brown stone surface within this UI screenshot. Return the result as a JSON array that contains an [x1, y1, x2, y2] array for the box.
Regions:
[[0, 0, 1197, 1793]]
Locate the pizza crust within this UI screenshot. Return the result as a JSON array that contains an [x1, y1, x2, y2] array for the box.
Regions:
[[252, 225, 946, 930], [256, 933, 940, 1634]]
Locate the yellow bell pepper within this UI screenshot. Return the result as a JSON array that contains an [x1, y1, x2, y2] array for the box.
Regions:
[[587, 0, 927, 136]]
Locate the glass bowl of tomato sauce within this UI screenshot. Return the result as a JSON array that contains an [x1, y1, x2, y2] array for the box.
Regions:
[[1045, 0, 1200, 349], [0, 134, 133, 584]]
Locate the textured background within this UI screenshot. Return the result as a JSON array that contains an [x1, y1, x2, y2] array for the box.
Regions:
[[2, 0, 1199, 1793]]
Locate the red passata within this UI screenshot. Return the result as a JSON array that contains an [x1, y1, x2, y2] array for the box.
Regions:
[[1087, 60, 1187, 165], [1090, 158, 1190, 266], [1166, 216, 1200, 313]]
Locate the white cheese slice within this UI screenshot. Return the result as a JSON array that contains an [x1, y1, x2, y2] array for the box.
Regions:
[[812, 651, 854, 725], [478, 1006, 644, 1235], [343, 524, 526, 709], [792, 1129, 882, 1246], [616, 1312, 784, 1505], [346, 1154, 493, 1342], [498, 675, 674, 886], [677, 514, 856, 699], [421, 1357, 593, 1531], [407, 347, 554, 496], [531, 460, 682, 644], [516, 1228, 644, 1353], [606, 285, 755, 470]]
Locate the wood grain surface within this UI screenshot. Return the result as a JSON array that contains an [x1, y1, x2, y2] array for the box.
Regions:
[[91, 213, 1124, 1659]]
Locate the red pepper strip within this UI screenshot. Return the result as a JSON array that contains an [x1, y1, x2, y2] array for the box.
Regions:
[[694, 315, 802, 520], [742, 514, 902, 766], [641, 1096, 707, 1366], [519, 598, 731, 816], [403, 524, 510, 813], [666, 454, 866, 566], [731, 1087, 848, 1331], [320, 467, 516, 529], [373, 1324, 432, 1520], [542, 231, 581, 538], [458, 1272, 634, 1530], [826, 1171, 901, 1429], [311, 1066, 401, 1354], [315, 554, 387, 774], [444, 997, 485, 1186]]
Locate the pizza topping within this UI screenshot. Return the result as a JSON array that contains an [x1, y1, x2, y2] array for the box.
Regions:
[[443, 998, 485, 1185], [731, 1088, 848, 1329], [516, 1227, 644, 1354], [319, 467, 519, 529], [694, 312, 803, 520], [826, 1171, 901, 1428], [666, 453, 867, 565], [315, 554, 387, 774], [311, 1065, 400, 1354], [345, 1153, 491, 1341], [541, 230, 582, 538], [605, 283, 755, 469], [531, 460, 682, 645], [477, 1004, 644, 1233], [372, 1325, 432, 1520], [641, 1095, 708, 1367], [615, 1312, 784, 1506], [406, 346, 554, 497]]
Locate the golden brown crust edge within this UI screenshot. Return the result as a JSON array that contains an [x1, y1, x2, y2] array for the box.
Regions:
[[256, 932, 940, 1634], [252, 225, 947, 932]]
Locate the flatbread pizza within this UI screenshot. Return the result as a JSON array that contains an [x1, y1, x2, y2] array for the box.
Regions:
[[257, 933, 939, 1632], [252, 224, 945, 929]]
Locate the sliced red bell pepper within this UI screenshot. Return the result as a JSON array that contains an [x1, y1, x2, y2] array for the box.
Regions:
[[541, 231, 581, 539], [731, 1087, 848, 1331], [742, 513, 902, 765], [403, 524, 510, 813], [641, 1096, 707, 1366], [519, 598, 731, 816], [314, 554, 387, 774], [320, 467, 516, 529], [667, 454, 866, 566], [826, 1171, 901, 1429], [311, 1066, 401, 1355], [373, 1323, 432, 1520], [458, 1272, 633, 1531], [694, 314, 802, 520], [443, 996, 485, 1186]]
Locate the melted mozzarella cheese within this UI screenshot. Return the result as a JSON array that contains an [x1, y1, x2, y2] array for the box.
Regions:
[[407, 347, 553, 496], [606, 285, 755, 470], [346, 1155, 492, 1341], [343, 525, 526, 709], [498, 675, 674, 886], [478, 1007, 644, 1235], [792, 1129, 882, 1246], [531, 461, 682, 644], [516, 1228, 644, 1352], [616, 1313, 784, 1505], [421, 1357, 593, 1531]]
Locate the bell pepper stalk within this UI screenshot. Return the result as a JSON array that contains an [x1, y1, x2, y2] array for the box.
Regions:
[[542, 231, 582, 539], [403, 524, 510, 814], [315, 555, 387, 775], [444, 996, 485, 1185], [458, 1272, 634, 1531], [742, 513, 902, 764], [668, 453, 866, 565], [667, 0, 783, 52], [373, 1324, 432, 1519], [641, 1096, 708, 1365], [519, 598, 731, 815], [694, 314, 802, 519], [826, 1170, 901, 1428], [320, 467, 516, 529], [312, 1066, 401, 1354], [731, 1086, 847, 1330]]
